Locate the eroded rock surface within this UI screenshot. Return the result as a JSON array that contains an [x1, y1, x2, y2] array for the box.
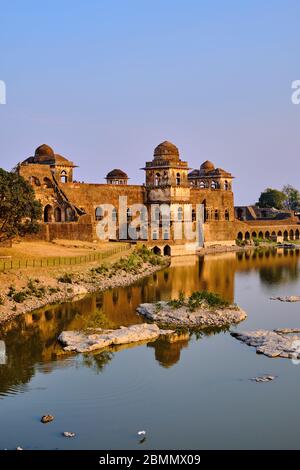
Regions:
[[270, 296, 300, 302], [137, 302, 246, 328], [231, 329, 300, 359], [58, 323, 173, 353]]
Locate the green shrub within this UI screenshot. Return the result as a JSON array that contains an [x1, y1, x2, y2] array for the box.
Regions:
[[188, 291, 229, 311], [92, 264, 110, 275], [58, 273, 73, 284], [12, 291, 28, 303], [168, 291, 185, 309]]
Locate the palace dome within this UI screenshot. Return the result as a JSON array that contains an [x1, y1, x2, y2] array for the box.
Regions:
[[34, 144, 55, 162], [154, 141, 179, 160], [200, 160, 215, 172], [106, 169, 128, 179]]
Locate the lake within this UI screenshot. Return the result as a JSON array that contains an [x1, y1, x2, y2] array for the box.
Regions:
[[0, 247, 300, 450]]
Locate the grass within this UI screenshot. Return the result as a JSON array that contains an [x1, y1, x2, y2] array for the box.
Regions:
[[166, 290, 230, 312], [92, 246, 165, 276]]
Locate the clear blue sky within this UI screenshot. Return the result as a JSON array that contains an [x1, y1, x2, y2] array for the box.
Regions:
[[1, 0, 300, 204]]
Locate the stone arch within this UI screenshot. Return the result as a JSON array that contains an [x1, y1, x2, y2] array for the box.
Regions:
[[154, 173, 161, 186], [44, 204, 53, 223], [163, 245, 171, 256], [66, 207, 75, 222], [211, 180, 217, 189], [271, 231, 277, 241], [258, 231, 264, 239], [296, 229, 300, 240], [245, 231, 250, 240], [278, 230, 282, 237], [199, 181, 205, 189], [54, 207, 62, 222], [265, 231, 270, 239], [289, 229, 294, 240], [152, 246, 161, 255], [284, 230, 288, 241], [44, 177, 53, 189], [60, 170, 68, 183], [237, 232, 243, 241], [252, 231, 257, 239]]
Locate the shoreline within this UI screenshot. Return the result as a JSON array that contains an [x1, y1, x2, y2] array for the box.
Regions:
[[0, 259, 170, 327]]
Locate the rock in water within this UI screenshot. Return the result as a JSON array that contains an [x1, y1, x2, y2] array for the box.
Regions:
[[251, 375, 276, 382], [137, 302, 246, 328], [270, 296, 300, 302], [63, 432, 76, 438], [58, 323, 174, 353], [41, 414, 54, 424], [231, 329, 300, 359]]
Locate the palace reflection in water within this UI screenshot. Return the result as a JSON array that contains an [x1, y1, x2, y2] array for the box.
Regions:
[[0, 247, 300, 397]]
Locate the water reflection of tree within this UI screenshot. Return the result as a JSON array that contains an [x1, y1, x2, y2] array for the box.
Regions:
[[259, 265, 300, 286], [81, 351, 114, 374]]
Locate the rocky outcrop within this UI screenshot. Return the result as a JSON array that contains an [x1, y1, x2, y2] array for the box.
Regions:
[[231, 328, 300, 359], [270, 296, 300, 302], [137, 301, 246, 328], [58, 323, 174, 353]]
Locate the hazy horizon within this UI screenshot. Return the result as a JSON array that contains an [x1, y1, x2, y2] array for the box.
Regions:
[[1, 0, 300, 205]]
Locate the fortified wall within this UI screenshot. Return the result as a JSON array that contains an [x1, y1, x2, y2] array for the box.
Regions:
[[16, 142, 300, 251]]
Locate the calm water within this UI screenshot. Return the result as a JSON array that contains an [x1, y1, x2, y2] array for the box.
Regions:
[[1, 248, 300, 450]]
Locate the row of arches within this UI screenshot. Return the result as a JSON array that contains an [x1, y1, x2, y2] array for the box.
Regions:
[[30, 172, 69, 188], [237, 229, 300, 242], [44, 205, 75, 223], [151, 245, 171, 256], [190, 180, 230, 190]]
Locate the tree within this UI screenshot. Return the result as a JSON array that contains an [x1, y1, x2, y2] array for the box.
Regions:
[[257, 188, 287, 210], [0, 168, 42, 243], [282, 185, 300, 211]]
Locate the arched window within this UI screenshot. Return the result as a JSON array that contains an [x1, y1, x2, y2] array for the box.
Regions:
[[237, 232, 243, 241], [224, 180, 229, 190], [54, 207, 62, 222], [177, 207, 183, 221], [95, 207, 103, 221], [154, 206, 160, 222], [225, 209, 229, 221], [211, 181, 217, 189], [61, 171, 68, 183], [155, 173, 160, 186], [44, 177, 53, 189], [163, 229, 170, 240], [66, 207, 75, 222], [44, 205, 53, 223], [245, 232, 250, 240], [152, 231, 158, 241], [176, 173, 181, 186], [199, 181, 205, 189]]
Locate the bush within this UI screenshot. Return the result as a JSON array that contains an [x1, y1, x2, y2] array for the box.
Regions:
[[58, 273, 73, 284], [92, 264, 110, 275], [188, 291, 229, 311], [12, 291, 28, 303]]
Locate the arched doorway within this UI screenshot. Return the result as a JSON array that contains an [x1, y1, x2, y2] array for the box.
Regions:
[[152, 246, 161, 255], [237, 232, 243, 241], [296, 229, 300, 240], [284, 230, 288, 241], [252, 231, 257, 239], [289, 230, 294, 240], [265, 231, 270, 239], [258, 231, 264, 239], [44, 205, 53, 223], [163, 245, 171, 256], [54, 207, 62, 222], [245, 232, 250, 241]]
